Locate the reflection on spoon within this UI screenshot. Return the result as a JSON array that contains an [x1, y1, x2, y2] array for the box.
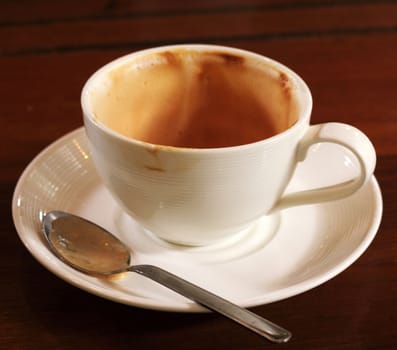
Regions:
[[42, 211, 291, 343]]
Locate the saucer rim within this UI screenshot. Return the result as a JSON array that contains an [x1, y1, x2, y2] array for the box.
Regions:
[[12, 127, 383, 312]]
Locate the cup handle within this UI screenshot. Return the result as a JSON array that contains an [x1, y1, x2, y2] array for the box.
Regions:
[[274, 122, 376, 211]]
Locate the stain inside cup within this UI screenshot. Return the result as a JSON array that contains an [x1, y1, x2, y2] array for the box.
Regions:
[[89, 49, 299, 148]]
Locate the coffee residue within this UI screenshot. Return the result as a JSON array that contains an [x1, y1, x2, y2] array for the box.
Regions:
[[160, 51, 182, 67], [217, 53, 245, 65], [144, 165, 165, 172], [90, 49, 299, 148]]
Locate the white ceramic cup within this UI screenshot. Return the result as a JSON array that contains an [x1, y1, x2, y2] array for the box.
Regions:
[[82, 44, 376, 246]]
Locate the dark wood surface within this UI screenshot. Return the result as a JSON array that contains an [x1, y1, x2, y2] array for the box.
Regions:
[[2, 1, 397, 349]]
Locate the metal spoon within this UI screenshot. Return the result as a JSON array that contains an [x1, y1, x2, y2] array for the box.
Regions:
[[42, 210, 291, 343]]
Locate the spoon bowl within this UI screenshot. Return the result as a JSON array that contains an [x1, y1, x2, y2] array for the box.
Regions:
[[43, 210, 291, 343]]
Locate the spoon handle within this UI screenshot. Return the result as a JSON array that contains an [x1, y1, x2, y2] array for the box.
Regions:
[[130, 264, 291, 343]]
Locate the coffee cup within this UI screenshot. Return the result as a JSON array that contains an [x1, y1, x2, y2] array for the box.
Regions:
[[82, 44, 376, 246]]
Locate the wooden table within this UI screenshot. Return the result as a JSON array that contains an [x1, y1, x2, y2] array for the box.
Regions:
[[2, 1, 396, 349]]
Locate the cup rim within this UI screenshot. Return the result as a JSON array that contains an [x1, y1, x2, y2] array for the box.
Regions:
[[81, 44, 313, 153]]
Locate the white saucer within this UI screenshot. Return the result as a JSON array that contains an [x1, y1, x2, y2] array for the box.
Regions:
[[12, 128, 383, 312]]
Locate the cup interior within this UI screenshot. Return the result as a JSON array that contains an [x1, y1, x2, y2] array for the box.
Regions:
[[83, 45, 311, 149]]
